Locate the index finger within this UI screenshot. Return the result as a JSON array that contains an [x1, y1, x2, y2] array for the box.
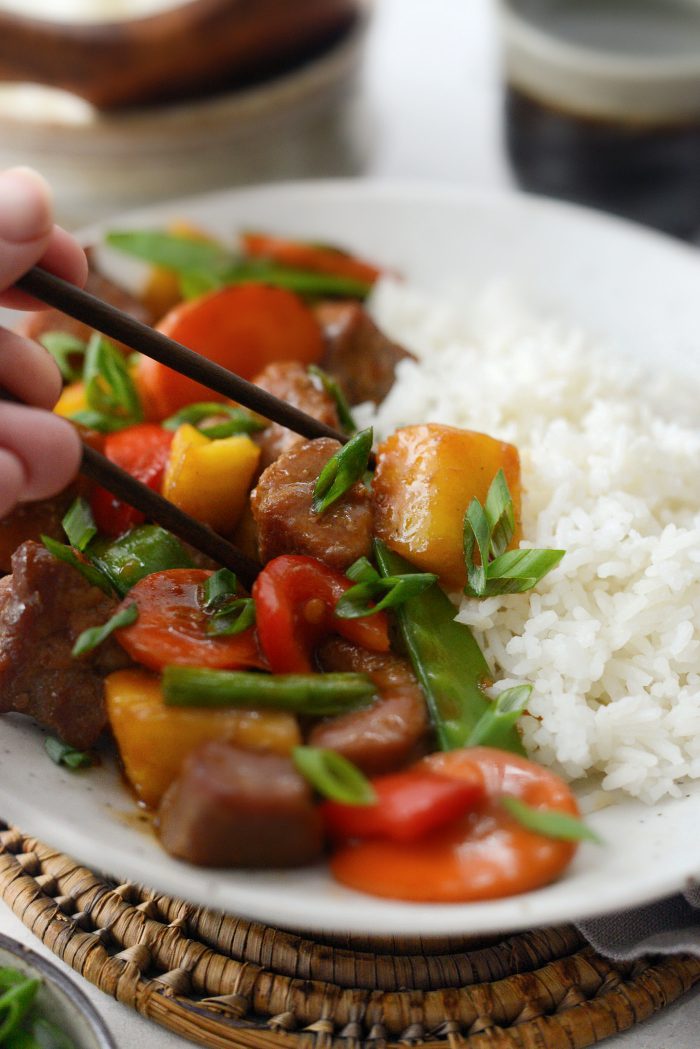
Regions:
[[0, 225, 88, 311]]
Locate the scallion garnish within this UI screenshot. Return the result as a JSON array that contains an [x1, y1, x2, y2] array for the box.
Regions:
[[335, 557, 437, 619], [501, 796, 602, 843], [61, 497, 96, 552], [78, 333, 142, 432], [465, 684, 531, 754], [307, 365, 357, 434], [206, 598, 256, 637], [201, 568, 239, 613], [39, 331, 86, 383], [41, 536, 114, 596], [162, 402, 265, 436], [312, 427, 373, 515], [162, 667, 376, 715], [463, 470, 564, 597], [71, 603, 138, 658], [0, 970, 41, 1040], [292, 746, 376, 806], [44, 737, 92, 771]]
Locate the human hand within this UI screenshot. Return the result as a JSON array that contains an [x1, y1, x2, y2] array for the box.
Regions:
[[0, 167, 86, 518]]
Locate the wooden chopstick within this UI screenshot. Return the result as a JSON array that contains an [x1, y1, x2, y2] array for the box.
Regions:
[[79, 445, 261, 585], [0, 386, 261, 586], [16, 266, 350, 444]]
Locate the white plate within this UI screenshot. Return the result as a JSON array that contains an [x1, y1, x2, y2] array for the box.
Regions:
[[2, 180, 700, 937]]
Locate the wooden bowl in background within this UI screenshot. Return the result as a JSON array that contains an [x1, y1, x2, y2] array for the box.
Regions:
[[0, 0, 359, 109]]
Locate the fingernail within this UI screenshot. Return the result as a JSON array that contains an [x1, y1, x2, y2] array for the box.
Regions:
[[0, 167, 53, 244]]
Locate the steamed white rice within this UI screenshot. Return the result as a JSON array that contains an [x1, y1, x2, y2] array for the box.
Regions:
[[360, 279, 700, 804]]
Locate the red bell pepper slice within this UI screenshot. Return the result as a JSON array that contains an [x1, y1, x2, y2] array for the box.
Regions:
[[252, 554, 390, 673], [323, 766, 485, 844], [91, 423, 174, 537]]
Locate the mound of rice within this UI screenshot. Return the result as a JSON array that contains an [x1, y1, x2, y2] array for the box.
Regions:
[[360, 279, 700, 804]]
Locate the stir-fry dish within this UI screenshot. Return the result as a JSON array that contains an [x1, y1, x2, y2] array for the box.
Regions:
[[0, 227, 600, 904]]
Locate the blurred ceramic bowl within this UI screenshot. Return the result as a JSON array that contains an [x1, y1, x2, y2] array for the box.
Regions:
[[0, 8, 369, 227], [0, 932, 116, 1048]]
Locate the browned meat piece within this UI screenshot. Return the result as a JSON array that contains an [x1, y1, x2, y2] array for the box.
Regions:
[[311, 637, 429, 774], [251, 437, 372, 571], [252, 360, 340, 467], [0, 541, 131, 749], [16, 250, 152, 354], [0, 489, 75, 574], [158, 742, 323, 868], [315, 301, 414, 405]]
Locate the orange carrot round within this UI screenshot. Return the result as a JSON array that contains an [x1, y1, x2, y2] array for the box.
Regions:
[[241, 232, 382, 286], [330, 747, 579, 903], [137, 283, 324, 419]]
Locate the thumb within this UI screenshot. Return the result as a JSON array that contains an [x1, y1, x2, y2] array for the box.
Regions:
[[0, 168, 53, 291]]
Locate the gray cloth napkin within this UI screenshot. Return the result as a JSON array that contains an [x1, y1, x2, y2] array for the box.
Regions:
[[577, 884, 700, 960]]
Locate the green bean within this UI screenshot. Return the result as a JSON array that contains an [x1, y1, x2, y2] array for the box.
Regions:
[[162, 668, 376, 715]]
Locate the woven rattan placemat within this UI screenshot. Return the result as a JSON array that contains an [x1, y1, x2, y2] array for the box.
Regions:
[[0, 823, 698, 1048]]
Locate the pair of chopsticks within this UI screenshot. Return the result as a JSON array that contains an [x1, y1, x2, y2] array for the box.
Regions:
[[9, 266, 351, 587]]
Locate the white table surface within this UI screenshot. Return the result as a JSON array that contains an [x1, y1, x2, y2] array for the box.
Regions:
[[3, 0, 700, 1045]]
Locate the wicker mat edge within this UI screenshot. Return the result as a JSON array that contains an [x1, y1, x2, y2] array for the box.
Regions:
[[1, 826, 699, 1049]]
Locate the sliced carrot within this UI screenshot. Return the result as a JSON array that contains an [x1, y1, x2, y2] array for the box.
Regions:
[[115, 568, 266, 673], [241, 232, 383, 286], [330, 747, 579, 903], [137, 283, 324, 419]]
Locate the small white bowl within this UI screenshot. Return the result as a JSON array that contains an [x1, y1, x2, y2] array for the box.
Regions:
[[0, 932, 116, 1049]]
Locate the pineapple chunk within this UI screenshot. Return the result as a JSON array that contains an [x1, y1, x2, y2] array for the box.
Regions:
[[106, 669, 301, 808], [162, 423, 260, 534], [373, 423, 521, 589]]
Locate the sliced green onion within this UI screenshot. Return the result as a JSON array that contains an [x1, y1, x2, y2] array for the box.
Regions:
[[462, 497, 491, 597], [480, 548, 566, 596], [162, 402, 265, 435], [307, 365, 357, 434], [82, 333, 142, 428], [205, 598, 256, 637], [0, 975, 40, 1041], [465, 684, 531, 754], [463, 470, 565, 599], [41, 536, 113, 596], [312, 427, 373, 515], [201, 567, 239, 613], [344, 556, 379, 584], [39, 331, 86, 383], [292, 746, 376, 805], [45, 738, 92, 770], [484, 469, 516, 558], [335, 571, 438, 619], [163, 668, 376, 715], [69, 409, 131, 434], [61, 497, 96, 552], [501, 796, 603, 844], [71, 603, 138, 658]]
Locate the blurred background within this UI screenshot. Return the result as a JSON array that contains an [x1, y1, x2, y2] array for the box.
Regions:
[[0, 0, 699, 237]]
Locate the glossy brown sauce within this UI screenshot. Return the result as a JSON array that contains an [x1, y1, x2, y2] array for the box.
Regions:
[[505, 85, 700, 239]]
